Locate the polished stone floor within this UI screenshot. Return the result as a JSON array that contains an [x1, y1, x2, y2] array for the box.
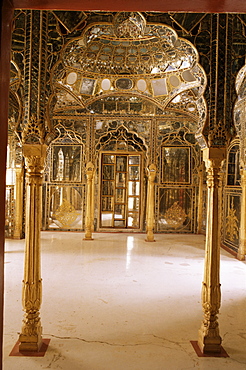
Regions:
[[3, 232, 246, 369]]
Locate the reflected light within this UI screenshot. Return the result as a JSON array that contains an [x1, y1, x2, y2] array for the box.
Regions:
[[6, 168, 15, 186], [126, 235, 134, 270]]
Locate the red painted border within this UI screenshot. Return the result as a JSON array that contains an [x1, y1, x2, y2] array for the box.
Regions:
[[11, 0, 246, 13]]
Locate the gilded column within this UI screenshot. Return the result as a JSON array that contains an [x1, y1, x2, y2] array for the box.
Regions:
[[19, 144, 47, 352], [238, 169, 246, 260], [13, 167, 24, 239], [197, 164, 204, 234], [198, 147, 225, 353], [145, 164, 157, 242], [84, 162, 95, 240]]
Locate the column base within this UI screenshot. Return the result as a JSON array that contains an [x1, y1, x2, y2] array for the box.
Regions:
[[145, 238, 156, 242], [10, 339, 50, 357], [83, 237, 94, 241], [237, 250, 246, 261], [145, 231, 155, 242], [198, 329, 222, 354], [19, 333, 43, 352], [191, 341, 228, 357]]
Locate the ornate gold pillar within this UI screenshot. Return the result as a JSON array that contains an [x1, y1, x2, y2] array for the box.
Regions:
[[197, 164, 204, 234], [238, 169, 246, 260], [84, 162, 95, 240], [198, 147, 225, 353], [19, 144, 47, 352], [145, 164, 157, 242], [13, 167, 24, 239]]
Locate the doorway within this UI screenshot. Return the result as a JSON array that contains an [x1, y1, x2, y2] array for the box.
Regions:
[[100, 152, 142, 229]]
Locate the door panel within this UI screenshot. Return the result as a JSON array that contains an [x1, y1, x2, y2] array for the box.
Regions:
[[100, 153, 141, 229]]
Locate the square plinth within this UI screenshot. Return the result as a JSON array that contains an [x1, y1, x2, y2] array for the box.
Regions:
[[9, 339, 50, 357], [191, 341, 229, 357]]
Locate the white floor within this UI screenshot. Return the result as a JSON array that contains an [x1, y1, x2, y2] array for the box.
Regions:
[[3, 232, 246, 370]]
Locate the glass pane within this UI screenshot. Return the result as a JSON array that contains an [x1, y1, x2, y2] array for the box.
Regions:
[[116, 188, 125, 202], [158, 188, 191, 231], [127, 212, 139, 228], [49, 186, 82, 229], [114, 204, 125, 219], [101, 213, 113, 227], [128, 181, 140, 196], [162, 147, 190, 183], [116, 156, 127, 171], [129, 156, 140, 165], [102, 181, 114, 195], [227, 145, 240, 186], [129, 166, 139, 180], [128, 197, 139, 211], [116, 172, 126, 187], [52, 145, 82, 182], [103, 154, 115, 164], [102, 197, 113, 211], [114, 220, 125, 227], [102, 164, 114, 180]]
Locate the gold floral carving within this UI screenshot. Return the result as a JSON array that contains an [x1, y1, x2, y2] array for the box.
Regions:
[[164, 201, 187, 228], [54, 199, 80, 228], [114, 12, 146, 38], [22, 114, 45, 144], [226, 199, 239, 241]]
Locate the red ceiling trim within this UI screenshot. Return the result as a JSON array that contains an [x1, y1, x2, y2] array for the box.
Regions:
[[11, 0, 246, 13]]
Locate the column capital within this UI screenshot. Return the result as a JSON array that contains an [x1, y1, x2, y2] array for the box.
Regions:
[[85, 162, 95, 178], [23, 144, 47, 158], [146, 163, 157, 182], [202, 147, 226, 168]]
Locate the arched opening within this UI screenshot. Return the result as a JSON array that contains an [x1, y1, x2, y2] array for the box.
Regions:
[[43, 12, 206, 233]]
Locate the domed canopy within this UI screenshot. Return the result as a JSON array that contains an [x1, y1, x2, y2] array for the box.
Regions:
[[62, 12, 198, 77], [52, 12, 206, 136]]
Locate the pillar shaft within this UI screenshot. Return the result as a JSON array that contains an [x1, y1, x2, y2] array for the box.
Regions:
[[19, 144, 46, 352], [238, 169, 246, 260], [84, 162, 95, 240], [197, 165, 204, 234], [198, 147, 225, 353], [13, 167, 24, 239], [145, 164, 156, 242]]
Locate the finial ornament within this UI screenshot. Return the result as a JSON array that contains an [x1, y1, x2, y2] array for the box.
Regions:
[[113, 12, 146, 38]]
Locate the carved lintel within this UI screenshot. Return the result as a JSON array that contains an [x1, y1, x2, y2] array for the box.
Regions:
[[146, 164, 157, 242], [84, 162, 95, 240]]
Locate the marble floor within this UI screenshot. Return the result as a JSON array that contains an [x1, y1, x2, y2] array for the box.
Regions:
[[3, 232, 246, 370]]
